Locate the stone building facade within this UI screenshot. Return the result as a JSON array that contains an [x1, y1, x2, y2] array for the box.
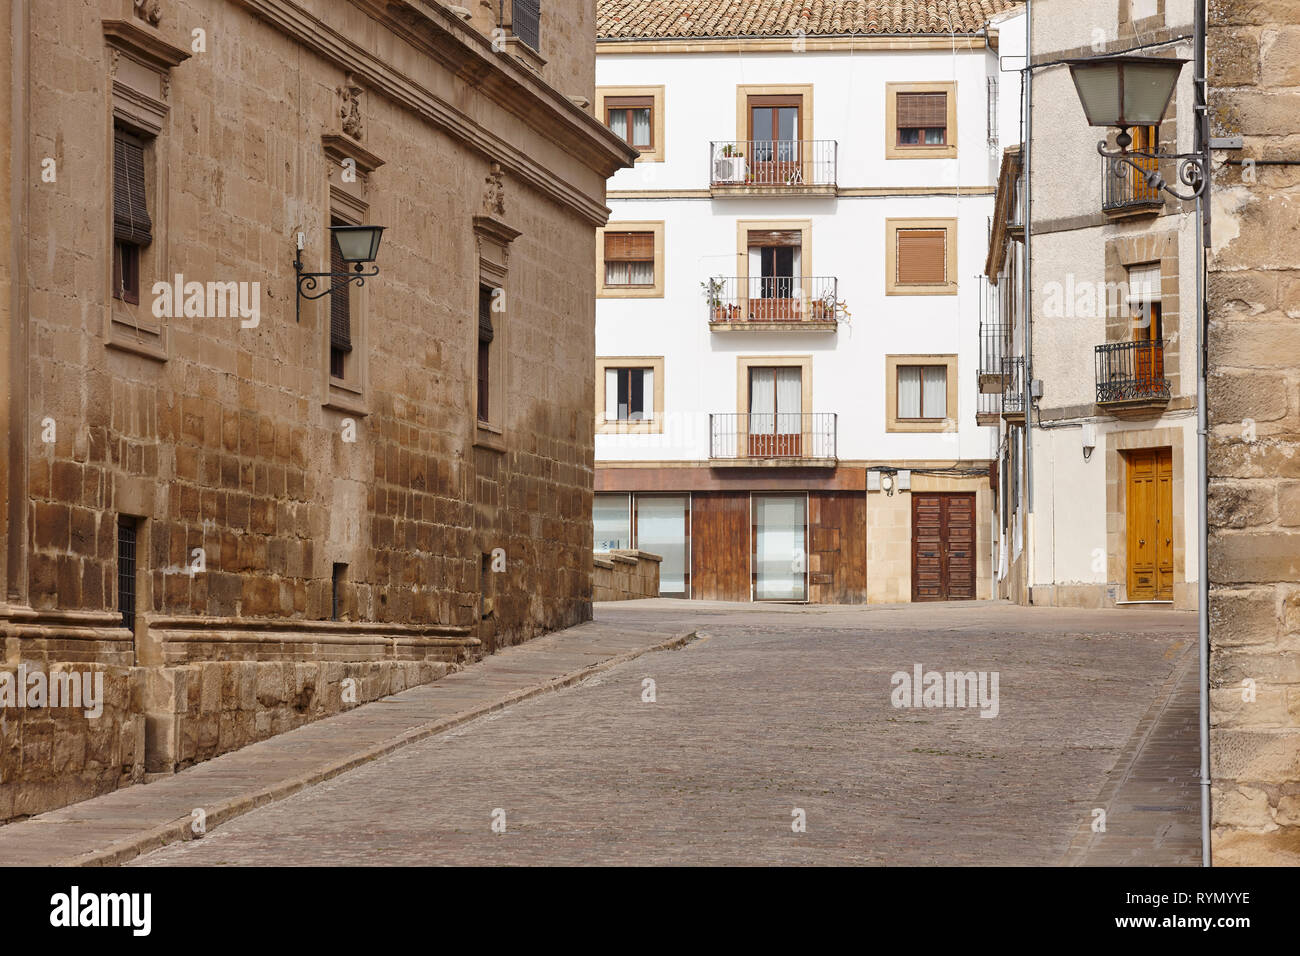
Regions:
[[0, 0, 634, 822], [1206, 0, 1300, 865]]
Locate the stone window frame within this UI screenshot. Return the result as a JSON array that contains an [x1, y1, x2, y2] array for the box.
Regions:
[[885, 354, 959, 434], [473, 214, 521, 449], [885, 82, 958, 160], [597, 221, 665, 298], [1119, 0, 1166, 36], [734, 84, 815, 147], [101, 20, 190, 362], [596, 86, 665, 162], [734, 355, 815, 454], [1104, 230, 1182, 398], [885, 217, 959, 296], [734, 219, 814, 310], [595, 356, 665, 434]]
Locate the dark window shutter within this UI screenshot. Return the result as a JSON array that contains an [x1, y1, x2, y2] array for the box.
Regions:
[[897, 229, 947, 284], [330, 233, 352, 353], [898, 92, 947, 129], [478, 286, 495, 343], [113, 131, 153, 246]]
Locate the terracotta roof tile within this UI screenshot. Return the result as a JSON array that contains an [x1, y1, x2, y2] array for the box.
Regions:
[[597, 0, 1022, 39]]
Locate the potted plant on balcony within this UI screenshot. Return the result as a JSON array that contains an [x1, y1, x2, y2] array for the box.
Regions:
[[813, 291, 851, 322], [701, 277, 726, 320]]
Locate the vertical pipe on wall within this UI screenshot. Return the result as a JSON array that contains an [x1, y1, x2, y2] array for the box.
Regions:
[[1193, 0, 1212, 869], [1021, 1, 1034, 602]]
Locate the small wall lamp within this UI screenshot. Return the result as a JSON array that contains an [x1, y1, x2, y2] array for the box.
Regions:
[[293, 224, 385, 323]]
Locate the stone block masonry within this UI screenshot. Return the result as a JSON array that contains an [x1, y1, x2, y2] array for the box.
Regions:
[[0, 1, 634, 822], [592, 550, 661, 601], [1207, 0, 1300, 865]]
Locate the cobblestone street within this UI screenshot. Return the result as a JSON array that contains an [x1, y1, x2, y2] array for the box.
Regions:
[[126, 600, 1199, 866]]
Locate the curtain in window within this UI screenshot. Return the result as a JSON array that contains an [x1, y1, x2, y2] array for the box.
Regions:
[[636, 496, 687, 594], [605, 368, 619, 420], [631, 108, 651, 146], [922, 366, 947, 418], [749, 368, 775, 434], [775, 367, 801, 434], [898, 367, 922, 418], [608, 110, 628, 142], [636, 368, 653, 420], [754, 496, 806, 601], [593, 494, 631, 551], [626, 260, 653, 285]]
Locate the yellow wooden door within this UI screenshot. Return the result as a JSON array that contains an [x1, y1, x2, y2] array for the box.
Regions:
[[1127, 448, 1174, 600]]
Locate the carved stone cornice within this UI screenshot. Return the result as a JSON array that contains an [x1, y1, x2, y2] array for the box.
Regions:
[[229, 0, 635, 226], [321, 133, 386, 175], [102, 18, 192, 70]]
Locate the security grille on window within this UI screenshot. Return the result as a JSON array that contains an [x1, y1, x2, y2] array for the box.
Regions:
[[898, 365, 948, 420], [604, 231, 654, 287], [987, 76, 999, 146], [605, 367, 653, 421], [112, 129, 152, 305], [606, 96, 653, 148], [897, 92, 947, 146], [330, 221, 352, 379], [896, 228, 947, 285], [117, 516, 138, 630], [512, 0, 540, 51]]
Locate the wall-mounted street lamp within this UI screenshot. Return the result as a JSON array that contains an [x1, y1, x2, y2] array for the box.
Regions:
[[293, 224, 385, 323], [1064, 54, 1209, 201]]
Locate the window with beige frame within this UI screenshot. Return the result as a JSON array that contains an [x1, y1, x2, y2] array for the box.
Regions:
[[596, 357, 664, 434], [596, 86, 665, 161], [597, 221, 664, 298], [885, 354, 958, 433], [885, 82, 958, 160], [886, 218, 958, 296]]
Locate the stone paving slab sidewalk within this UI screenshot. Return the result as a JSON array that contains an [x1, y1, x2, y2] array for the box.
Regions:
[[0, 619, 696, 867]]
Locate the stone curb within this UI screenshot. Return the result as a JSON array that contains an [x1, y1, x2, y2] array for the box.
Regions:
[[57, 628, 699, 867]]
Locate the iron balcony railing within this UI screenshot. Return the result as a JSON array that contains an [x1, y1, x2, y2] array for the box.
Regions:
[[709, 412, 837, 461], [977, 388, 1001, 423], [1001, 356, 1026, 417], [709, 140, 837, 188], [705, 276, 840, 324], [512, 0, 540, 50], [1102, 154, 1163, 211], [1096, 340, 1172, 403]]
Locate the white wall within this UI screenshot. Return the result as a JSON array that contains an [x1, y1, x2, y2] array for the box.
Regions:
[[595, 45, 1002, 465]]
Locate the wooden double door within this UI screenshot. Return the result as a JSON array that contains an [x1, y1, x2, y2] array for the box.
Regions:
[[911, 493, 976, 602], [1126, 448, 1174, 600]]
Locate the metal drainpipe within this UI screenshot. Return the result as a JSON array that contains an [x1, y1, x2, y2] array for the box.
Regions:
[[1193, 0, 1212, 869], [8, 0, 31, 605], [1022, 2, 1034, 601]]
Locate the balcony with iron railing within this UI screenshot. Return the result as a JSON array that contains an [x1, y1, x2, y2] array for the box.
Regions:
[[1102, 154, 1164, 216], [979, 322, 1012, 394], [708, 413, 837, 466], [977, 388, 1001, 427], [705, 276, 842, 331], [1095, 340, 1171, 411], [709, 140, 837, 194], [1001, 356, 1026, 424]]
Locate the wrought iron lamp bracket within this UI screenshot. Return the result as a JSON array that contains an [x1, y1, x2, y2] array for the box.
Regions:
[[293, 256, 378, 323], [1097, 139, 1210, 202]]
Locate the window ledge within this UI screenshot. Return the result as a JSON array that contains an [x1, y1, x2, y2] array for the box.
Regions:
[[324, 383, 368, 417], [106, 322, 167, 362], [505, 36, 546, 76], [474, 423, 507, 453]]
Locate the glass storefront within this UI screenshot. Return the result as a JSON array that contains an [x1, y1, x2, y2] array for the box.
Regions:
[[635, 495, 690, 597], [593, 493, 632, 552], [752, 494, 807, 601]]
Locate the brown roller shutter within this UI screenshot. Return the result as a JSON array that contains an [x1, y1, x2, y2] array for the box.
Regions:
[[330, 231, 352, 353], [746, 229, 802, 248], [113, 131, 152, 246], [604, 231, 654, 261], [897, 229, 947, 285], [897, 92, 947, 129]]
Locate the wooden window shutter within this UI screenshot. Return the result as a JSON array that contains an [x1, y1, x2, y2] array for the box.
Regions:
[[478, 285, 495, 343], [330, 233, 352, 353], [113, 131, 153, 246], [604, 231, 654, 261], [897, 229, 947, 285], [897, 92, 947, 129]]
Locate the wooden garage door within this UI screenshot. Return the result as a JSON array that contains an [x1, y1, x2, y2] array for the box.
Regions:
[[690, 493, 750, 602], [911, 493, 976, 602]]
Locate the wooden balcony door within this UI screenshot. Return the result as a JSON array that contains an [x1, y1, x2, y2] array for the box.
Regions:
[[1126, 448, 1174, 601], [1133, 288, 1164, 389], [1132, 125, 1161, 202], [749, 241, 798, 320], [748, 366, 802, 458], [748, 95, 802, 185], [911, 493, 976, 601]]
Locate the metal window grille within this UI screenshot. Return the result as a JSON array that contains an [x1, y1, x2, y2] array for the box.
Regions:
[[513, 0, 540, 50], [987, 76, 999, 147], [118, 517, 137, 629]]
